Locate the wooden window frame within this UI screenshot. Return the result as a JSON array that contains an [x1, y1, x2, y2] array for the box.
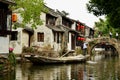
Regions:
[[37, 32, 44, 42]]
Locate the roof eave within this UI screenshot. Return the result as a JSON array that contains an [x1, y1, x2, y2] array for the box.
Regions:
[[0, 0, 16, 5]]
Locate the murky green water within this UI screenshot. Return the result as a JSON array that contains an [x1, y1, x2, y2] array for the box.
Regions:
[[0, 57, 120, 80]]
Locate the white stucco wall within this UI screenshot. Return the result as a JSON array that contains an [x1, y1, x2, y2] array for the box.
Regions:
[[22, 31, 29, 47], [31, 12, 62, 51], [52, 33, 62, 51], [33, 25, 62, 51], [68, 33, 72, 51], [71, 22, 76, 30], [31, 12, 54, 48], [33, 26, 53, 47], [0, 36, 9, 54], [85, 27, 90, 37], [10, 28, 23, 54], [68, 22, 76, 51]]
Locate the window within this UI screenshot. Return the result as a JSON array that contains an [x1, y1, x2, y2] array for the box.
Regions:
[[10, 31, 18, 41], [46, 14, 56, 26], [62, 17, 72, 28], [57, 33, 59, 43], [37, 33, 44, 42], [54, 32, 56, 42]]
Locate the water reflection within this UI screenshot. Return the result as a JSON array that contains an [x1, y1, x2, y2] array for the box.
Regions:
[[22, 64, 85, 80], [1, 57, 120, 80], [86, 57, 120, 80], [15, 63, 87, 80], [0, 70, 15, 80]]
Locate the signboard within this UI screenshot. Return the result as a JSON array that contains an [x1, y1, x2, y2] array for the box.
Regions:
[[0, 36, 9, 53]]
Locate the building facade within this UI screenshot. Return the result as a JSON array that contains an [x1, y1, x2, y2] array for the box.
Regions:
[[0, 0, 15, 54], [10, 6, 94, 54]]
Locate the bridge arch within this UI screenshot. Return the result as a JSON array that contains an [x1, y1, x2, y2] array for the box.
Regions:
[[87, 37, 119, 57]]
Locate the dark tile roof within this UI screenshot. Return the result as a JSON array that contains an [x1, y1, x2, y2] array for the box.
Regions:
[[56, 10, 74, 23], [56, 25, 80, 34], [46, 25, 65, 32], [24, 27, 34, 34], [0, 0, 16, 5], [45, 5, 59, 17]]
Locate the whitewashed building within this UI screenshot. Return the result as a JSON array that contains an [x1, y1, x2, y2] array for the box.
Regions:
[[0, 0, 15, 54], [10, 6, 94, 55]]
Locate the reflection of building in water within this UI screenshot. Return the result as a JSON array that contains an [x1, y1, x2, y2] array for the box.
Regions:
[[83, 64, 88, 80], [78, 68, 84, 80], [25, 65, 72, 80], [71, 65, 84, 80], [57, 65, 72, 80], [16, 64, 91, 80], [67, 65, 72, 80]]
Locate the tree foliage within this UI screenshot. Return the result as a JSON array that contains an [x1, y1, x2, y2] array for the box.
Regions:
[[12, 0, 46, 28], [95, 18, 110, 36], [87, 0, 120, 28], [95, 18, 118, 38]]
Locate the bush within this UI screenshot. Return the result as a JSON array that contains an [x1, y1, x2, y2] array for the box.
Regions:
[[8, 52, 16, 66], [22, 46, 38, 53], [75, 47, 82, 55]]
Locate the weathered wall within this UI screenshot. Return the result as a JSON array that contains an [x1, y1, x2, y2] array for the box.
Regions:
[[31, 12, 62, 51], [22, 31, 29, 47], [10, 28, 23, 54], [0, 36, 9, 53]]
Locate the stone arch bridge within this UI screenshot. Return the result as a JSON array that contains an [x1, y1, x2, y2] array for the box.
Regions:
[[87, 37, 120, 56]]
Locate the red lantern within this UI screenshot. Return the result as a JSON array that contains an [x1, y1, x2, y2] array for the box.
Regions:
[[78, 37, 81, 40], [77, 37, 85, 41], [12, 13, 17, 22], [80, 25, 84, 29], [80, 37, 85, 41]]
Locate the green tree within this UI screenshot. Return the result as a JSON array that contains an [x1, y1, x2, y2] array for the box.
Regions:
[[86, 0, 120, 28], [94, 18, 107, 37], [12, 0, 46, 28], [95, 19, 108, 36], [95, 18, 117, 38]]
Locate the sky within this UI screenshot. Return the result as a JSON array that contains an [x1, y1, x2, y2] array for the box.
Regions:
[[44, 0, 104, 28]]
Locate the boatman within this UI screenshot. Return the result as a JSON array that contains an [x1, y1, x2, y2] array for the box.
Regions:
[[109, 31, 112, 38], [83, 41, 88, 56], [116, 32, 119, 40]]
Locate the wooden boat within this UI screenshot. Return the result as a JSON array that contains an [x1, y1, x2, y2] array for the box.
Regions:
[[24, 54, 90, 64]]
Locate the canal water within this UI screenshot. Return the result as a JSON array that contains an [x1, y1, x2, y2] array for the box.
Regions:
[[1, 57, 120, 80]]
